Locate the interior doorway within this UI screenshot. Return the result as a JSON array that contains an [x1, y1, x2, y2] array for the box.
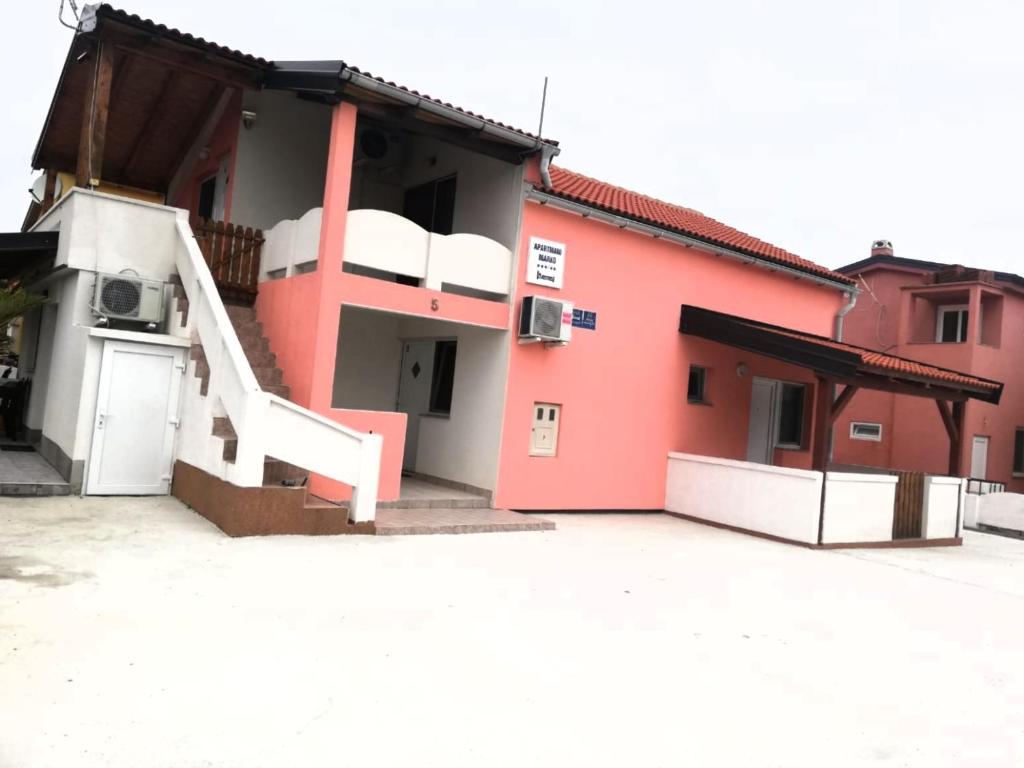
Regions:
[[395, 338, 457, 472]]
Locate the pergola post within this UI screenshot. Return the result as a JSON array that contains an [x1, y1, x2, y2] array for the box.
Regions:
[[75, 42, 114, 188], [811, 377, 833, 472], [936, 399, 966, 477]]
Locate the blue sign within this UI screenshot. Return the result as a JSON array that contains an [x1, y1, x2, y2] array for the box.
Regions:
[[571, 308, 597, 331]]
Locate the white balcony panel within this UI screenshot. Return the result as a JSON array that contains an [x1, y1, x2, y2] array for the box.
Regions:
[[344, 209, 429, 279], [426, 233, 512, 295]]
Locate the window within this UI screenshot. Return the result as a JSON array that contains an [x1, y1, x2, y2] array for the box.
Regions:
[[850, 422, 883, 442], [1014, 429, 1024, 475], [402, 175, 457, 235], [687, 365, 707, 403], [936, 305, 969, 343], [428, 340, 457, 414], [776, 383, 805, 448]]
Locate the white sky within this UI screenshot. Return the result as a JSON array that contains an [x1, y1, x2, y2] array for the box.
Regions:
[[2, 0, 1022, 271]]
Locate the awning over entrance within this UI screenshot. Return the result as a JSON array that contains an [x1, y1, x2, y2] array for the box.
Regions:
[[0, 232, 60, 280], [678, 304, 1004, 479], [679, 305, 1002, 404]]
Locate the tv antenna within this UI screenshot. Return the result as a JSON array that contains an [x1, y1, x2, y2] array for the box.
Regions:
[[58, 0, 80, 30], [537, 76, 549, 139]]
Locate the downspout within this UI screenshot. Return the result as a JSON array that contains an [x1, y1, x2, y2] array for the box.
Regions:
[[833, 289, 858, 342], [538, 144, 557, 189], [818, 288, 859, 545]]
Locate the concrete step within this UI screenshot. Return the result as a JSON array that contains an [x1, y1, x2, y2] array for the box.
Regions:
[[373, 507, 556, 536]]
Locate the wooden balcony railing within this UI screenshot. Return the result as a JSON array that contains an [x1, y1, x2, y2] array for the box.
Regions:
[[191, 218, 264, 303]]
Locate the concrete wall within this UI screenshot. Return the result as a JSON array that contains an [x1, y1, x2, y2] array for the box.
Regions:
[[922, 476, 963, 539], [232, 90, 332, 231], [820, 472, 897, 544], [494, 200, 845, 511], [969, 491, 1024, 532], [665, 452, 823, 544], [332, 308, 402, 411], [331, 307, 508, 492]]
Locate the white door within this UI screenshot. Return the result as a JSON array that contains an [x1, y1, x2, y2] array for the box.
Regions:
[[746, 378, 777, 464], [87, 341, 186, 495], [396, 340, 435, 472], [530, 403, 561, 457], [970, 436, 989, 479]]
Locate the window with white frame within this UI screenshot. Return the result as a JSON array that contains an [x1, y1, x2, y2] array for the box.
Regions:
[[850, 421, 883, 442], [935, 305, 969, 343]]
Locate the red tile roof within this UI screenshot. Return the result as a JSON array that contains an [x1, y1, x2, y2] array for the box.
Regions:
[[546, 167, 854, 286]]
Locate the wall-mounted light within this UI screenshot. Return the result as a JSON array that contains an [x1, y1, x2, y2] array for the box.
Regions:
[[241, 110, 258, 130], [736, 362, 749, 378], [197, 146, 211, 161]]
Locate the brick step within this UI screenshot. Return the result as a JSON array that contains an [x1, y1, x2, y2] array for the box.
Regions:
[[264, 384, 290, 399], [212, 416, 237, 463], [251, 365, 283, 387]]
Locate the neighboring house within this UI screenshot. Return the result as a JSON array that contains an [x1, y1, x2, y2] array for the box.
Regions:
[[2, 5, 1001, 545], [835, 240, 1024, 491]]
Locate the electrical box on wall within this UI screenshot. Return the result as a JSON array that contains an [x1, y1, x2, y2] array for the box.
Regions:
[[519, 296, 572, 345]]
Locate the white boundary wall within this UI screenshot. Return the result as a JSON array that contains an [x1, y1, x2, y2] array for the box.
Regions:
[[666, 453, 822, 544], [967, 492, 1024, 534], [821, 472, 897, 544], [923, 476, 964, 539]]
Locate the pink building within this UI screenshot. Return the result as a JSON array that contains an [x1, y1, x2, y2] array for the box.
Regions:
[[834, 241, 1023, 491], [9, 6, 1002, 545]]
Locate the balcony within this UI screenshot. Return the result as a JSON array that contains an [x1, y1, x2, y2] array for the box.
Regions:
[[342, 209, 512, 300], [261, 208, 514, 299]]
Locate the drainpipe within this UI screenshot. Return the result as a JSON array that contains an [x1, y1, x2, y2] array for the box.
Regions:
[[538, 144, 557, 189], [833, 290, 858, 342], [819, 289, 859, 545]]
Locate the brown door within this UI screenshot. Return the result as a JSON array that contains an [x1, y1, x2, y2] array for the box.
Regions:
[[892, 472, 925, 539]]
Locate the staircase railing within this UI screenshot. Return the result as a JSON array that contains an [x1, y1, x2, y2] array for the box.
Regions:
[[191, 218, 264, 302], [174, 211, 381, 522]]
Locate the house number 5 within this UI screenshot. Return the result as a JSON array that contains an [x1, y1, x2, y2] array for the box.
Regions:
[[431, 298, 439, 311]]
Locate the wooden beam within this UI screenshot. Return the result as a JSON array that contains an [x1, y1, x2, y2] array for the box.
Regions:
[[949, 400, 966, 476], [935, 400, 957, 442], [161, 83, 227, 188], [119, 70, 177, 179], [107, 34, 260, 90], [830, 385, 858, 422], [41, 170, 57, 215], [811, 376, 833, 472], [75, 41, 114, 187]]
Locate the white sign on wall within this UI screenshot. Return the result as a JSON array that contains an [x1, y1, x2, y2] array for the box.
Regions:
[[526, 237, 566, 289]]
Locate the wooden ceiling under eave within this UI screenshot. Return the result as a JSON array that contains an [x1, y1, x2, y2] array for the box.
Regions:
[[33, 24, 263, 194]]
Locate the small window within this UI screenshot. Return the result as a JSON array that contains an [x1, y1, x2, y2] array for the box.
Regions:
[[687, 365, 707, 403], [850, 422, 883, 442], [428, 340, 457, 414], [936, 305, 969, 343], [776, 383, 805, 448], [1014, 429, 1024, 475]]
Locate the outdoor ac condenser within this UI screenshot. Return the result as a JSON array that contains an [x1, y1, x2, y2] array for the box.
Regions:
[[93, 273, 166, 324], [519, 295, 573, 344]]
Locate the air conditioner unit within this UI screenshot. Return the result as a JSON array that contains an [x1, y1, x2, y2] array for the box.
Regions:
[[93, 274, 165, 324], [519, 295, 573, 344], [354, 126, 403, 170]]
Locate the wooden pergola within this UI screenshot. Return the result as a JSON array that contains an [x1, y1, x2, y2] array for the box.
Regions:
[[679, 305, 1003, 477]]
